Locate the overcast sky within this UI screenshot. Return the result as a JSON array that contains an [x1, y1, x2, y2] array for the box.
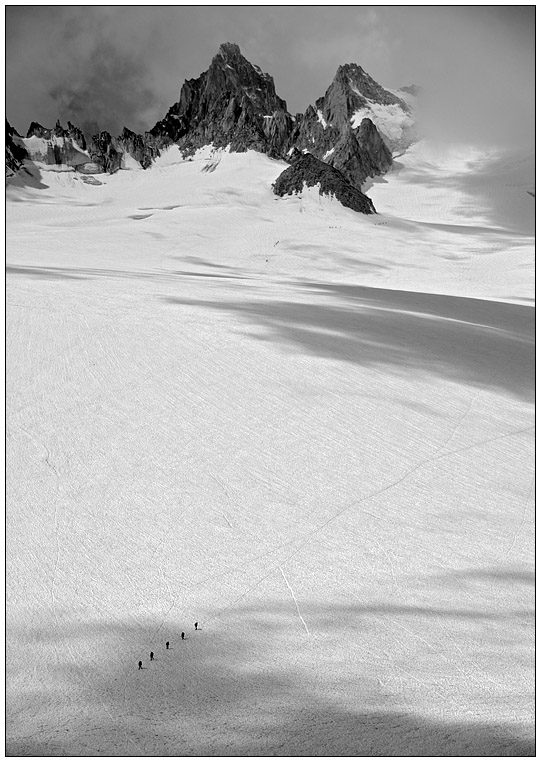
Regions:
[[5, 6, 535, 150]]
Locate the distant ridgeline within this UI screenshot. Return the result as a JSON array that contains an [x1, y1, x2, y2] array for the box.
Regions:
[[6, 42, 417, 213]]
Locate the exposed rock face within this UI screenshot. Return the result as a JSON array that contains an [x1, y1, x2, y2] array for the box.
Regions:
[[355, 118, 393, 175], [150, 42, 293, 157], [262, 108, 295, 158], [21, 120, 158, 173], [291, 105, 340, 165], [273, 152, 376, 214], [6, 121, 28, 175], [59, 121, 87, 150], [88, 131, 122, 174], [116, 127, 159, 169], [8, 42, 416, 191], [23, 120, 90, 168], [327, 129, 376, 190], [26, 121, 52, 139], [27, 120, 87, 148]]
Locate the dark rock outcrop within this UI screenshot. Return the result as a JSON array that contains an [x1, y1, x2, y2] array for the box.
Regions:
[[26, 121, 51, 139], [262, 108, 295, 158], [354, 118, 393, 175], [326, 129, 375, 190], [88, 131, 122, 174], [273, 152, 376, 214], [116, 127, 159, 169], [291, 104, 340, 160], [6, 121, 28, 175], [57, 121, 87, 150], [81, 175, 103, 186]]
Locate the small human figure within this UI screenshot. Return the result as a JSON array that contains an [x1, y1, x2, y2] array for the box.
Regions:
[[194, 622, 198, 630], [150, 651, 154, 661], [138, 661, 143, 670], [181, 632, 185, 640], [166, 641, 169, 650]]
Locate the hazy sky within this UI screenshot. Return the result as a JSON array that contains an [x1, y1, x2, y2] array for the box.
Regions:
[[5, 6, 535, 149]]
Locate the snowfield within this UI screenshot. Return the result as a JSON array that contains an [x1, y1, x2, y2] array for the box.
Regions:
[[6, 143, 534, 756]]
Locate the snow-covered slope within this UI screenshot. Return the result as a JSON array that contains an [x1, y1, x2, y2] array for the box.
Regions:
[[6, 144, 534, 755]]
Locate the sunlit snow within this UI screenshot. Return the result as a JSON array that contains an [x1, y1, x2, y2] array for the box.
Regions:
[[6, 142, 534, 756], [317, 109, 328, 128]]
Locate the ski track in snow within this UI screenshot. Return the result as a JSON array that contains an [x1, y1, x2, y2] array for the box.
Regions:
[[204, 419, 535, 612], [500, 474, 535, 561], [6, 144, 534, 756], [279, 566, 311, 635]]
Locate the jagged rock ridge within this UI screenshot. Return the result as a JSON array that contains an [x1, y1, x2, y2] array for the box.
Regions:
[[21, 119, 161, 173], [7, 43, 417, 210], [6, 121, 28, 176], [27, 119, 87, 148]]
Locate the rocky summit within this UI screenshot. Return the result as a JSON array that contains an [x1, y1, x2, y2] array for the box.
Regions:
[[150, 42, 294, 158], [7, 42, 417, 213]]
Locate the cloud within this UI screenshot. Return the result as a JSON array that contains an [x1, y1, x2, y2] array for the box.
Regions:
[[6, 7, 173, 136], [385, 7, 535, 149], [48, 39, 160, 137]]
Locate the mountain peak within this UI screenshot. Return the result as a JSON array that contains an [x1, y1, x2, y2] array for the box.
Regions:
[[211, 41, 273, 85], [217, 41, 242, 59], [150, 42, 289, 155], [216, 41, 265, 71], [332, 63, 406, 109]]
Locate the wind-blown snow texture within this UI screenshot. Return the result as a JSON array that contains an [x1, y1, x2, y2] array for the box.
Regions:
[[6, 141, 534, 756]]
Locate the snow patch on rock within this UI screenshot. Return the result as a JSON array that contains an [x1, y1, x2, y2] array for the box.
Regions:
[[351, 100, 415, 153]]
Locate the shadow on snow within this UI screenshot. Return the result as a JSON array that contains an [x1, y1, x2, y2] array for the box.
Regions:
[[7, 608, 534, 757], [163, 281, 534, 403]]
